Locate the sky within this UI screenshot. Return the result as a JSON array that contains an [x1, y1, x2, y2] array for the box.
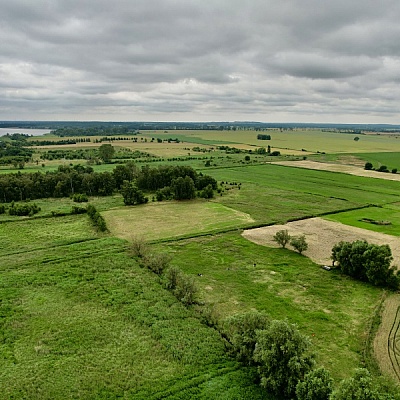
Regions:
[[1, 0, 400, 123]]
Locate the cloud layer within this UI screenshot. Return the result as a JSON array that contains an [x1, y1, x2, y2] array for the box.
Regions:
[[1, 0, 400, 122]]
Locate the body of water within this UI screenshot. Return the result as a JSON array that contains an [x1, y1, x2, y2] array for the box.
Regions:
[[0, 128, 51, 137]]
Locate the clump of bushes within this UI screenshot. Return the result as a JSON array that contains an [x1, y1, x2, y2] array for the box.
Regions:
[[0, 204, 5, 214], [86, 204, 108, 232], [8, 201, 41, 216], [72, 193, 88, 202], [71, 206, 87, 214]]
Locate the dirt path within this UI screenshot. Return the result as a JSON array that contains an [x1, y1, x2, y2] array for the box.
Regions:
[[274, 160, 400, 182], [242, 217, 400, 267]]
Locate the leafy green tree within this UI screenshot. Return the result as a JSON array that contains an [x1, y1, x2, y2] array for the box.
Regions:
[[98, 144, 115, 162], [291, 235, 308, 254], [330, 369, 380, 400], [121, 180, 148, 205], [364, 162, 373, 170], [171, 176, 196, 200], [273, 229, 291, 248], [253, 320, 315, 399], [223, 311, 270, 365], [296, 367, 333, 400]]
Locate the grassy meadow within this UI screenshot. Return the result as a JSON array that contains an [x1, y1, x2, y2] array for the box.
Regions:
[[2, 128, 400, 397]]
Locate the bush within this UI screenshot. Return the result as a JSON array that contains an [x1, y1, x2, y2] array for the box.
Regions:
[[71, 206, 87, 214], [140, 252, 172, 275], [130, 235, 149, 258], [165, 267, 198, 306], [0, 204, 5, 214], [72, 193, 88, 202], [296, 367, 333, 400], [8, 202, 41, 216], [86, 204, 108, 232]]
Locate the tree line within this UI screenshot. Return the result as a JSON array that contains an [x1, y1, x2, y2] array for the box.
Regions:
[[0, 163, 217, 203]]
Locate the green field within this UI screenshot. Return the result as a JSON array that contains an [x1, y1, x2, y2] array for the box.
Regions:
[[324, 204, 400, 236], [161, 232, 382, 382], [0, 216, 267, 399], [2, 129, 400, 398]]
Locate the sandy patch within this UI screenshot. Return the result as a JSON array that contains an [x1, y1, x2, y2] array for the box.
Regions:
[[242, 217, 400, 267], [273, 160, 400, 182]]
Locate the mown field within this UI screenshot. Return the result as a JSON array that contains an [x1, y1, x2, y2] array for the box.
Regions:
[[324, 204, 400, 237], [2, 128, 400, 398]]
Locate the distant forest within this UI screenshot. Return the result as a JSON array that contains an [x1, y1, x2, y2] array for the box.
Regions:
[[1, 121, 400, 133]]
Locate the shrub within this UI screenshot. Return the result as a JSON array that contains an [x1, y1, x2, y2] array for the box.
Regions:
[[72, 193, 88, 202], [71, 206, 87, 214], [8, 202, 41, 216], [0, 204, 5, 214], [130, 235, 149, 258], [140, 252, 172, 275]]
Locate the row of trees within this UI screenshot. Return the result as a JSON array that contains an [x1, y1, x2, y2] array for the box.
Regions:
[[0, 163, 217, 204]]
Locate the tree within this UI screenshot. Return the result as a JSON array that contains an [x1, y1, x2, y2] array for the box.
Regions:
[[223, 311, 270, 365], [330, 369, 380, 400], [291, 235, 308, 254], [253, 320, 315, 399], [171, 176, 196, 200], [98, 144, 115, 162], [364, 162, 373, 170], [296, 367, 333, 400], [121, 180, 148, 205], [273, 229, 291, 248]]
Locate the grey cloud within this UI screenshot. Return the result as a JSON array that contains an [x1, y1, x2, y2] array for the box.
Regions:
[[1, 0, 400, 122]]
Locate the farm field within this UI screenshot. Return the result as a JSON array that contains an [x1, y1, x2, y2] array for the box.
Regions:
[[142, 129, 400, 154], [274, 160, 400, 182], [324, 205, 400, 237], [2, 128, 400, 397], [103, 200, 255, 242], [242, 217, 400, 267]]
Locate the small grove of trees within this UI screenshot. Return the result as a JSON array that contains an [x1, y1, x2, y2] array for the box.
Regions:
[[223, 311, 398, 399], [273, 230, 309, 254], [121, 181, 148, 205], [257, 134, 271, 140], [223, 313, 316, 399], [331, 240, 400, 289]]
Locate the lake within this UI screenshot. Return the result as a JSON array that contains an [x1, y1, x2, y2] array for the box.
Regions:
[[0, 128, 51, 137]]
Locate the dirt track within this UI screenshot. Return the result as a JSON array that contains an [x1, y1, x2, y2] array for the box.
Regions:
[[242, 217, 400, 267], [274, 160, 400, 182]]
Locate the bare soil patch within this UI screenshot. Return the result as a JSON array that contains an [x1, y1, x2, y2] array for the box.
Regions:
[[274, 160, 400, 182], [242, 217, 400, 267]]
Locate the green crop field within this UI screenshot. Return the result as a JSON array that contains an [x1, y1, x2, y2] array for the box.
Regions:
[[353, 152, 400, 171]]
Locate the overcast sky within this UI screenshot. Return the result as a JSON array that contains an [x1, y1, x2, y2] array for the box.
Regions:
[[1, 0, 400, 123]]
